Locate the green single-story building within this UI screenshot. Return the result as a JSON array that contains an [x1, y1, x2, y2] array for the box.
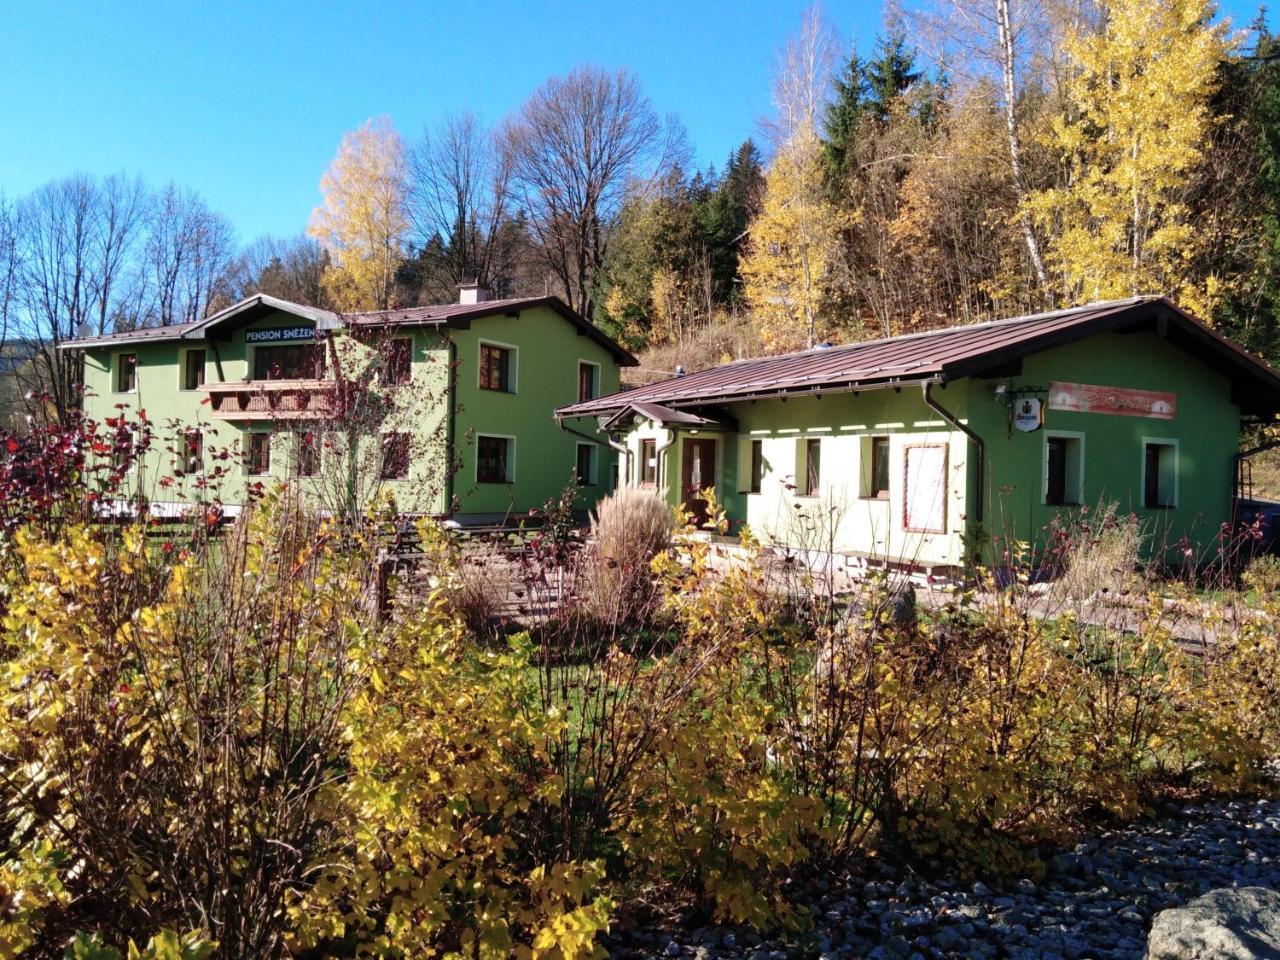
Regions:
[[63, 286, 636, 520], [557, 297, 1280, 574]]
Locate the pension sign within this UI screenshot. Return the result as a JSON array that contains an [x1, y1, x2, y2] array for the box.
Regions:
[[245, 326, 314, 343]]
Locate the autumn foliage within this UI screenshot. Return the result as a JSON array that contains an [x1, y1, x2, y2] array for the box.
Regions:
[[0, 446, 1278, 957]]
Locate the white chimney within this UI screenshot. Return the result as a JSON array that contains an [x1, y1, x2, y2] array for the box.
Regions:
[[459, 282, 491, 305]]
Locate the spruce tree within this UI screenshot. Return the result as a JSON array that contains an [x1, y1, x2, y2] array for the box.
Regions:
[[823, 50, 870, 184], [865, 32, 923, 123]]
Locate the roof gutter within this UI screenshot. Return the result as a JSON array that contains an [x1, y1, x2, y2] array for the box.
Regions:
[[558, 374, 921, 420], [922, 379, 984, 524]]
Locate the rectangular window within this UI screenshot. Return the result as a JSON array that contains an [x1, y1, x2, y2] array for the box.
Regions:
[[477, 435, 512, 483], [578, 361, 598, 402], [381, 432, 410, 480], [296, 432, 320, 477], [1044, 433, 1084, 506], [382, 337, 412, 385], [246, 432, 271, 476], [253, 343, 325, 381], [869, 436, 890, 498], [575, 443, 596, 485], [640, 438, 657, 485], [181, 430, 203, 474], [181, 349, 205, 390], [802, 438, 822, 496], [749, 439, 764, 494], [479, 343, 513, 392], [116, 353, 137, 392], [1143, 440, 1178, 508]]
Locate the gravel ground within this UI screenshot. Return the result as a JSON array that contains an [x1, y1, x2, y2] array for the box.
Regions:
[[605, 793, 1280, 960]]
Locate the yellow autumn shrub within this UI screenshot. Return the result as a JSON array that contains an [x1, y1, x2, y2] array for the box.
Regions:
[[3, 481, 1279, 956], [0, 495, 612, 958]]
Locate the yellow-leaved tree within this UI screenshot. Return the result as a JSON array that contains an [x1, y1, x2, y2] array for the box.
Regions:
[[308, 116, 410, 311], [740, 125, 846, 351], [1024, 0, 1232, 316]]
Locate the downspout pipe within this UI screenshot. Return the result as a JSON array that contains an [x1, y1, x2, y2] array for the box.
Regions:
[[922, 379, 985, 523], [445, 340, 458, 513], [655, 428, 678, 492]]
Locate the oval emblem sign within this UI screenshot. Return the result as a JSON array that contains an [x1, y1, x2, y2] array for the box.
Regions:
[[1014, 398, 1043, 432]]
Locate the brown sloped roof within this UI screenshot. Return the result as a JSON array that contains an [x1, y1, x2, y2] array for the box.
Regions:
[[558, 297, 1280, 419], [350, 296, 637, 365], [600, 401, 738, 432], [59, 293, 638, 366], [57, 321, 201, 348]]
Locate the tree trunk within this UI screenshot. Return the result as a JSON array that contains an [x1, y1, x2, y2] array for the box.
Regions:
[[995, 0, 1050, 294]]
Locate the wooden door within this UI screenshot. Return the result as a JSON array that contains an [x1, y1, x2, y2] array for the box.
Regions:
[[681, 438, 717, 527]]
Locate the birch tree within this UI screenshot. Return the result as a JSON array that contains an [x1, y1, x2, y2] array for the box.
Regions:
[[1023, 0, 1231, 314], [308, 117, 411, 311], [910, 0, 1056, 292], [741, 126, 846, 350]]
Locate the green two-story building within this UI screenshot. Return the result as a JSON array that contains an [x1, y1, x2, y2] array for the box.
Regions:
[[65, 286, 636, 520], [558, 297, 1280, 574]]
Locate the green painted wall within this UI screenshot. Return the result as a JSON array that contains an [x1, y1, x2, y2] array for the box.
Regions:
[[603, 330, 1241, 569], [79, 304, 623, 518], [610, 382, 974, 568], [448, 306, 620, 515], [970, 330, 1239, 563]]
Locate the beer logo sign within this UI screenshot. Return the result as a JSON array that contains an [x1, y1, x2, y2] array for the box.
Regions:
[[1013, 397, 1043, 432]]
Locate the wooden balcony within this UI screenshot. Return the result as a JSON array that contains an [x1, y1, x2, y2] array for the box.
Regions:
[[201, 380, 337, 421]]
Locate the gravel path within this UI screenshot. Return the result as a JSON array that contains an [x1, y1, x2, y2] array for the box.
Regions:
[[605, 793, 1280, 960]]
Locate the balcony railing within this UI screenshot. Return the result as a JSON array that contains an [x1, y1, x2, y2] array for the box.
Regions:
[[201, 379, 337, 421]]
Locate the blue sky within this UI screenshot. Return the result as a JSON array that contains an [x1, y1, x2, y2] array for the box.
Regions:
[[0, 0, 1269, 244]]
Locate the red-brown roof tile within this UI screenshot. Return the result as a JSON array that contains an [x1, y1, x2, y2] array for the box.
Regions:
[[557, 297, 1280, 419]]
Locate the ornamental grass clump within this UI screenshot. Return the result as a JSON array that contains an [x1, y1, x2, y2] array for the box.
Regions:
[[584, 485, 673, 629]]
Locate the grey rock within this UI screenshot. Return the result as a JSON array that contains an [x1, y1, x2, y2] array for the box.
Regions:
[[1148, 886, 1280, 959]]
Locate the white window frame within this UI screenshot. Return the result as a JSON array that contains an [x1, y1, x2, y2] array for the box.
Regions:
[[638, 437, 658, 487], [796, 436, 822, 498], [245, 431, 272, 477], [860, 434, 892, 500], [178, 347, 206, 392], [738, 437, 764, 495], [294, 431, 321, 478], [113, 350, 138, 394], [574, 441, 598, 485], [1141, 437, 1180, 509], [477, 339, 518, 394], [577, 358, 601, 402], [1042, 430, 1086, 506], [475, 432, 517, 484], [181, 428, 204, 475]]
